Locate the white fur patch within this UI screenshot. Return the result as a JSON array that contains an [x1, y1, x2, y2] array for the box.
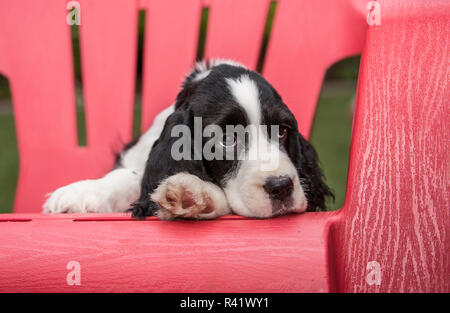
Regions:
[[42, 168, 142, 213], [191, 59, 247, 82], [192, 69, 211, 82], [121, 104, 174, 173], [226, 75, 261, 125], [210, 59, 246, 68], [224, 149, 307, 218]]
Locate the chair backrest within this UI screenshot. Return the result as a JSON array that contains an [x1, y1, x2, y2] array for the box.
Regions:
[[330, 1, 450, 292], [0, 0, 367, 213]]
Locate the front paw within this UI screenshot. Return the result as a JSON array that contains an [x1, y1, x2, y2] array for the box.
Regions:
[[43, 180, 111, 214], [150, 173, 230, 220]]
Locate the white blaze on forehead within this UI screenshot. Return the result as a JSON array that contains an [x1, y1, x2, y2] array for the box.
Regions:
[[226, 74, 261, 125]]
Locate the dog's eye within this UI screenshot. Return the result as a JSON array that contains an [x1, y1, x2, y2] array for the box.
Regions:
[[278, 127, 288, 140], [219, 134, 237, 148]]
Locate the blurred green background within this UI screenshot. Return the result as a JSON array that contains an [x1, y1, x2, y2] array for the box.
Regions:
[[0, 5, 360, 213]]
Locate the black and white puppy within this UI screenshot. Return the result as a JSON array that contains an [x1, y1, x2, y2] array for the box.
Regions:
[[43, 59, 333, 220]]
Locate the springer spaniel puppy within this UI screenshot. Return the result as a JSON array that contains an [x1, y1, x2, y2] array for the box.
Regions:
[[43, 59, 333, 219]]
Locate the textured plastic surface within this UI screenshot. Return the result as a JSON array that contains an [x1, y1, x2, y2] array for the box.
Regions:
[[0, 0, 448, 292]]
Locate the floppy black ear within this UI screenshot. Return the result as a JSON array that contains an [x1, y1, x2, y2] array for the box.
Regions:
[[130, 108, 212, 218], [289, 131, 334, 211]]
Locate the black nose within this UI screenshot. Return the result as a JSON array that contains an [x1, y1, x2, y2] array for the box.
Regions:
[[263, 176, 294, 201]]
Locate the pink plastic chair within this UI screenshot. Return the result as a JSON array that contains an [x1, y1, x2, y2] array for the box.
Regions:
[[0, 0, 448, 292]]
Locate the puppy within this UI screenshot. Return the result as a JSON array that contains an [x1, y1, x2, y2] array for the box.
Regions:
[[43, 59, 333, 220]]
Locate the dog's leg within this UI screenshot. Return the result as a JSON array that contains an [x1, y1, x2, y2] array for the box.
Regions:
[[43, 105, 174, 213], [42, 168, 142, 213], [150, 173, 231, 220]]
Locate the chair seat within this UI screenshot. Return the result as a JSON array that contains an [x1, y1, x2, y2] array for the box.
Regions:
[[0, 212, 334, 292]]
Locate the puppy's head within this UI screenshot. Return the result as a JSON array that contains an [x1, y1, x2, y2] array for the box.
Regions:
[[133, 59, 333, 218]]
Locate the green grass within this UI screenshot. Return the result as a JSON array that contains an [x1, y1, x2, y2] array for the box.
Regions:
[[0, 76, 11, 99], [310, 83, 354, 211], [0, 81, 354, 213], [0, 114, 18, 213]]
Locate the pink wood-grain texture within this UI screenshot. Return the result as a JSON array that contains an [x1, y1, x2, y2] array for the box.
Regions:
[[0, 0, 448, 292], [328, 5, 450, 292], [0, 213, 332, 292]]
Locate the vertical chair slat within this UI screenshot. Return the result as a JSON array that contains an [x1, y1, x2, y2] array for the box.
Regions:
[[0, 0, 80, 212], [205, 0, 271, 70], [140, 0, 202, 131], [263, 0, 366, 137], [2, 0, 78, 151], [79, 0, 138, 153]]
